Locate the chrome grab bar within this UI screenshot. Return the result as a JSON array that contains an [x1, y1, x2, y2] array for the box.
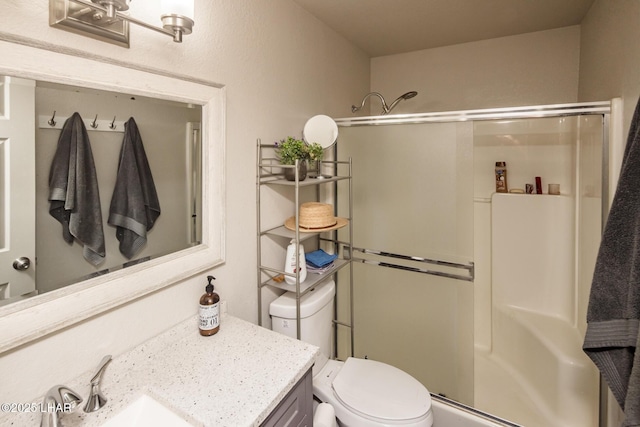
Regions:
[[345, 246, 474, 282]]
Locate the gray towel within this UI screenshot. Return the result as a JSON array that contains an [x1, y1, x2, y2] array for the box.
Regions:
[[48, 112, 105, 265], [584, 96, 640, 426], [108, 117, 160, 259]]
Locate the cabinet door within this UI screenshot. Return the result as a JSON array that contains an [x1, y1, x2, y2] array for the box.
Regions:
[[261, 368, 313, 427]]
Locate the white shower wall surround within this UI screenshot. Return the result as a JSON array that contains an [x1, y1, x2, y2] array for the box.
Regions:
[[335, 101, 618, 427], [486, 193, 598, 426], [492, 194, 575, 320]]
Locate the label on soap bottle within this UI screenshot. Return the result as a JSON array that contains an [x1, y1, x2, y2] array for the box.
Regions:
[[199, 302, 220, 331]]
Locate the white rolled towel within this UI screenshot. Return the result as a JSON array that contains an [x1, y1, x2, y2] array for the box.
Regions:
[[313, 402, 337, 427]]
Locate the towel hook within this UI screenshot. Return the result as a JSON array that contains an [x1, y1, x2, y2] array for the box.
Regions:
[[90, 114, 99, 129], [109, 116, 117, 130], [47, 111, 57, 127]]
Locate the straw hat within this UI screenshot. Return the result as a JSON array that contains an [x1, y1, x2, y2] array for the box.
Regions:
[[284, 202, 348, 232]]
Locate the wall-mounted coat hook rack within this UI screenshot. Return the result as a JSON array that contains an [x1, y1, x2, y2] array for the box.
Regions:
[[38, 115, 125, 133]]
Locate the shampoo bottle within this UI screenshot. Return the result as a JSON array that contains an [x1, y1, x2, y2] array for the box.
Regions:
[[199, 275, 220, 336], [495, 161, 508, 193], [284, 241, 307, 285]]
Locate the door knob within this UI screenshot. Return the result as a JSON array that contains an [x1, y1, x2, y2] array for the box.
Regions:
[[13, 257, 31, 271]]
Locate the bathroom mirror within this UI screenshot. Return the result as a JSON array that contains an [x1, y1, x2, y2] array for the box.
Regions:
[[0, 37, 226, 353], [0, 79, 203, 303]]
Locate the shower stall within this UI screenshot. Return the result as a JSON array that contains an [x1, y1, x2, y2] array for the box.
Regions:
[[333, 101, 621, 427]]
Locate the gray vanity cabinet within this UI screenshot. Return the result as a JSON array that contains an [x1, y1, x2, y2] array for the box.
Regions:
[[261, 368, 313, 427]]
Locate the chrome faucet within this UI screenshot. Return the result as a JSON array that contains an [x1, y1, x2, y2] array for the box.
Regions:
[[83, 355, 112, 413], [40, 385, 83, 427]]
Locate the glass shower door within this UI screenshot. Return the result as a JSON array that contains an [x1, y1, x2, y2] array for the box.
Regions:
[[336, 121, 475, 405]]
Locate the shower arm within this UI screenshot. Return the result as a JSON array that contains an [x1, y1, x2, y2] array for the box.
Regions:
[[351, 92, 390, 115]]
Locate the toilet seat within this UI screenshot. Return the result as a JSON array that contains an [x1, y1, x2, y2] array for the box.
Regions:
[[332, 357, 432, 423]]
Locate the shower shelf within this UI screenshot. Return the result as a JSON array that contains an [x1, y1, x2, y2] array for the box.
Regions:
[[256, 138, 354, 356]]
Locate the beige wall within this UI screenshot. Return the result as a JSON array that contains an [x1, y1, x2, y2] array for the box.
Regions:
[[0, 0, 370, 404], [579, 0, 640, 136], [369, 26, 581, 115]]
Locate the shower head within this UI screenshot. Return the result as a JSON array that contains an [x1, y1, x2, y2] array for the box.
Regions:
[[400, 91, 418, 100], [351, 91, 418, 115], [386, 91, 418, 113]]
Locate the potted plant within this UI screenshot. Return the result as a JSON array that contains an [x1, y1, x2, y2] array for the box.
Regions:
[[275, 136, 323, 181]]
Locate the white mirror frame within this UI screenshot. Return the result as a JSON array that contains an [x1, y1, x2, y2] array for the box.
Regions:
[[0, 36, 226, 353]]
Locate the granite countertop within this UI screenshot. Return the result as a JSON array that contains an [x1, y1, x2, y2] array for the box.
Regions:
[[0, 314, 319, 427]]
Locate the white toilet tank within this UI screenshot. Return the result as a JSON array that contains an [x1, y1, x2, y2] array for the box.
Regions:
[[269, 279, 335, 363]]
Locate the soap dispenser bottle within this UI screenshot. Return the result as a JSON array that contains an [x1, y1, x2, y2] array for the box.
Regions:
[[199, 275, 220, 336]]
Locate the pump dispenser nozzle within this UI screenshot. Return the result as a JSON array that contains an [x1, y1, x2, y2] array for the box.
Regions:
[[199, 275, 220, 336], [206, 275, 215, 292]]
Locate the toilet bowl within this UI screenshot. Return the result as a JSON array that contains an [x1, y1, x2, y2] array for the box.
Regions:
[[270, 279, 433, 427], [314, 358, 433, 426]]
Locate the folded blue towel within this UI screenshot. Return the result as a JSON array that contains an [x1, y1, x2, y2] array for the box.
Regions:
[[305, 249, 338, 268]]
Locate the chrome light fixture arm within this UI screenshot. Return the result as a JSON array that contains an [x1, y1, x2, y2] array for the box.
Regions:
[[51, 0, 194, 44], [81, 0, 193, 42]]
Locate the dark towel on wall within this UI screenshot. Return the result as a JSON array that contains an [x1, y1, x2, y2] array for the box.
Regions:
[[48, 112, 105, 265], [108, 117, 160, 259], [584, 96, 640, 427]]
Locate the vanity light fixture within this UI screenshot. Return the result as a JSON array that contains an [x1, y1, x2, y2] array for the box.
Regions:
[[49, 0, 195, 48]]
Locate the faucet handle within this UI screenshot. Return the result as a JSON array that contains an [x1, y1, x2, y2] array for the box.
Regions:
[[89, 355, 112, 384], [84, 355, 112, 413]]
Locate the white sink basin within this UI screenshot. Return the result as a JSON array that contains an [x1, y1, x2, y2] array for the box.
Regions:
[[101, 394, 193, 427]]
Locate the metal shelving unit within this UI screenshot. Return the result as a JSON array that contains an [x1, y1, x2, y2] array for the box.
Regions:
[[256, 139, 354, 354]]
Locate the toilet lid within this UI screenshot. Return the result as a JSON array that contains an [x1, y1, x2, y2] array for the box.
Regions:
[[332, 357, 431, 422]]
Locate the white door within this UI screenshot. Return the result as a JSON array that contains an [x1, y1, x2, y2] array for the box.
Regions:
[[0, 76, 36, 302]]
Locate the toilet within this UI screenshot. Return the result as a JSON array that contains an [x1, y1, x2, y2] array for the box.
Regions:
[[270, 279, 433, 427]]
